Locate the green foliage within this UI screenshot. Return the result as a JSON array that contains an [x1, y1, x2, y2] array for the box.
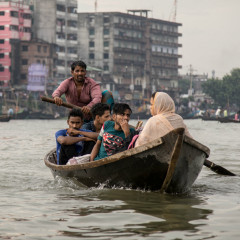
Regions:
[[202, 68, 240, 108], [178, 78, 190, 94]]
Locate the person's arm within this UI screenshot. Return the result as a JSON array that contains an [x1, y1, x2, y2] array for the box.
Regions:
[[52, 79, 69, 105], [90, 140, 101, 161], [86, 81, 102, 109], [57, 135, 92, 145], [67, 128, 98, 141]]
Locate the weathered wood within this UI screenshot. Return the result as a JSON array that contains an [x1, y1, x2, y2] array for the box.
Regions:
[[44, 128, 210, 193]]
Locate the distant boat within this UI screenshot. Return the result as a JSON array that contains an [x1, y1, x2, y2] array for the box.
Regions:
[[0, 115, 11, 122], [218, 118, 240, 123], [44, 128, 210, 194]]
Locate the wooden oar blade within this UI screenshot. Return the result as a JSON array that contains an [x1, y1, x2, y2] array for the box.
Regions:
[[210, 164, 236, 176], [204, 159, 236, 176]]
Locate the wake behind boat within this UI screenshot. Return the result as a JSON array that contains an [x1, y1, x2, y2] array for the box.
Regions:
[[44, 128, 210, 194]]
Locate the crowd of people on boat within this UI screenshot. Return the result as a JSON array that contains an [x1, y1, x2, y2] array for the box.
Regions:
[[52, 60, 193, 165]]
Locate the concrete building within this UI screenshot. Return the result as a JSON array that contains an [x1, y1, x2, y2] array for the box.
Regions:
[[0, 0, 32, 87], [78, 10, 182, 99], [30, 0, 78, 81], [17, 39, 57, 87]]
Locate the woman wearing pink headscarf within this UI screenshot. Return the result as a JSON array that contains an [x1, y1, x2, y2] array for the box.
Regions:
[[135, 92, 192, 147]]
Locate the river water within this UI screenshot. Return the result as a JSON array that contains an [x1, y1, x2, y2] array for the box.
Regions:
[[0, 119, 239, 240]]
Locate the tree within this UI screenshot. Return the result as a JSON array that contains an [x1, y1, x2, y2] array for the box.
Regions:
[[178, 78, 190, 94], [202, 68, 240, 108]]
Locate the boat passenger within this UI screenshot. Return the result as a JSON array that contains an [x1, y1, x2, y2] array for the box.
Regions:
[[135, 92, 192, 148], [90, 103, 136, 161], [55, 108, 93, 165], [52, 60, 102, 120], [80, 103, 111, 154]]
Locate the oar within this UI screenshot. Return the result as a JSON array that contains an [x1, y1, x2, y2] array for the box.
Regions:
[[41, 96, 82, 110], [204, 159, 236, 176]]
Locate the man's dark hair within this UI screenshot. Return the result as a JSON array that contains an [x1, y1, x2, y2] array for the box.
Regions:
[[68, 108, 84, 120], [71, 60, 87, 71], [113, 103, 132, 115], [91, 103, 110, 120]]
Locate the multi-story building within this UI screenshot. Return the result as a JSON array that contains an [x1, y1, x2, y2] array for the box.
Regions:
[[78, 10, 182, 99], [17, 39, 57, 87], [30, 0, 78, 81], [0, 0, 32, 87]]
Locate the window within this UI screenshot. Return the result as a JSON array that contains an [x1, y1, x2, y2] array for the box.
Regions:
[[22, 13, 31, 19], [10, 25, 18, 31], [57, 46, 65, 52], [22, 59, 28, 65], [89, 28, 95, 35], [0, 11, 5, 16], [0, 39, 4, 44], [103, 28, 109, 35], [67, 47, 77, 53], [10, 11, 18, 17], [56, 4, 65, 12], [67, 20, 77, 28], [67, 7, 76, 13], [103, 16, 110, 23], [104, 65, 109, 71], [0, 66, 4, 72], [37, 45, 41, 52], [104, 41, 109, 47], [20, 74, 26, 80], [22, 45, 28, 51], [89, 41, 95, 47], [89, 53, 95, 59], [23, 27, 31, 32], [103, 53, 109, 59], [43, 46, 47, 53], [0, 26, 5, 30], [0, 53, 4, 58], [67, 33, 77, 40]]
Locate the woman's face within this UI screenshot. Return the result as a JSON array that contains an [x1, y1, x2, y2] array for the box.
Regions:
[[150, 97, 155, 116]]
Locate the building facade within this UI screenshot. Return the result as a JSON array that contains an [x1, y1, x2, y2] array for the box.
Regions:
[[31, 0, 78, 81], [78, 10, 182, 99], [0, 0, 32, 87]]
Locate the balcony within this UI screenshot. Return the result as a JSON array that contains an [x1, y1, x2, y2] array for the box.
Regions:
[[23, 19, 31, 27]]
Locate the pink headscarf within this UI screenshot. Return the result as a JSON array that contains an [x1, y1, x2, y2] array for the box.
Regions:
[[135, 92, 191, 147]]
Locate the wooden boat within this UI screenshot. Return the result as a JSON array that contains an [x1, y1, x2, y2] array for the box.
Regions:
[[201, 116, 219, 121], [0, 115, 11, 122], [44, 128, 210, 193], [218, 118, 240, 123]]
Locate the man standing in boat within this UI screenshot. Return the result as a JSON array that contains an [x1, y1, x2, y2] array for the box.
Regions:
[[52, 60, 102, 120]]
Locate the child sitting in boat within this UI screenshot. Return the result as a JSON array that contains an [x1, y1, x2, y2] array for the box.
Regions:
[[90, 103, 136, 161], [55, 108, 93, 165]]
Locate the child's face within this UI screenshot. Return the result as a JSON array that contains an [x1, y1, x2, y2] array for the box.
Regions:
[[113, 109, 131, 127], [67, 116, 83, 129], [97, 110, 111, 125]]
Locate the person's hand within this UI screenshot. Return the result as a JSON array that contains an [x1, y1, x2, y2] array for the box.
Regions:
[[67, 128, 80, 136], [54, 97, 63, 106], [119, 119, 130, 137], [81, 106, 91, 115]]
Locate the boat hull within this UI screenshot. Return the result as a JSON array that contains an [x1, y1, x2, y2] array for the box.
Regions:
[[44, 128, 209, 193]]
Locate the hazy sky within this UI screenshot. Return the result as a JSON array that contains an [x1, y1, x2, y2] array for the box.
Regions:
[[78, 0, 240, 78]]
